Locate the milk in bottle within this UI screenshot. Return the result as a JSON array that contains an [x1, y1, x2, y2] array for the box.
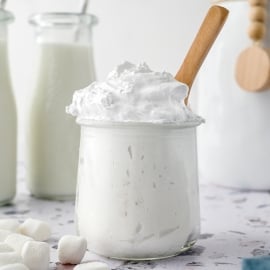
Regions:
[[28, 13, 97, 199], [0, 9, 17, 205]]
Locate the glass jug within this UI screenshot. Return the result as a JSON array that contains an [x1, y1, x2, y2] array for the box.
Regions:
[[28, 13, 97, 199], [197, 1, 270, 190], [0, 9, 17, 205]]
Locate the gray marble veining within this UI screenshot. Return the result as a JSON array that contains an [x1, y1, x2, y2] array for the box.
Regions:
[[1, 179, 270, 270]]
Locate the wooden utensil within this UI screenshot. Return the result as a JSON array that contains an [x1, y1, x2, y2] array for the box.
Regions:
[[175, 5, 229, 105], [235, 0, 270, 92]]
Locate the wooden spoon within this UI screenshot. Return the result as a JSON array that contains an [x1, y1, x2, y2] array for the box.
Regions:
[[175, 6, 229, 105]]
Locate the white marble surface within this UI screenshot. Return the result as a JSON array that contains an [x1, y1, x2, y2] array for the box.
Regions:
[[0, 178, 270, 270]]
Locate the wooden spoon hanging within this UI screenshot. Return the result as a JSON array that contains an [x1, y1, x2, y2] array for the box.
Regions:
[[235, 0, 270, 92]]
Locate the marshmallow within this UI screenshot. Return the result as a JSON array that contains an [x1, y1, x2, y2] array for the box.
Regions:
[[0, 263, 29, 270], [0, 243, 13, 253], [0, 230, 12, 242], [19, 218, 51, 241], [5, 233, 33, 254], [74, 262, 110, 270], [21, 241, 50, 270], [0, 252, 23, 266], [58, 235, 87, 264], [0, 219, 19, 232]]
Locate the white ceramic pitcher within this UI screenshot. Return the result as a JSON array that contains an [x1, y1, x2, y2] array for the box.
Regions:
[[197, 0, 270, 190]]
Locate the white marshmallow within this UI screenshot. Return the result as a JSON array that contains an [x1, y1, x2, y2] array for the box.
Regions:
[[21, 241, 50, 270], [0, 263, 29, 270], [5, 233, 33, 253], [58, 235, 87, 264], [0, 230, 12, 242], [74, 262, 110, 270], [0, 219, 19, 232], [19, 218, 51, 241], [0, 252, 23, 266], [0, 243, 13, 253]]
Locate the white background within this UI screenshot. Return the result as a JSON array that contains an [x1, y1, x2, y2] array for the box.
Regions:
[[5, 0, 209, 161]]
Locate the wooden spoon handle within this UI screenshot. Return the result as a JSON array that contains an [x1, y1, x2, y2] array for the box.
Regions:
[[175, 5, 229, 104]]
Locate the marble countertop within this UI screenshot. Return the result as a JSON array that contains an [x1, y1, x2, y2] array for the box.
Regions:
[[1, 178, 270, 270]]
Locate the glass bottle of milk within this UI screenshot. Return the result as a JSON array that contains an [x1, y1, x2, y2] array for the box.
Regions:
[[28, 13, 97, 199], [0, 9, 17, 206]]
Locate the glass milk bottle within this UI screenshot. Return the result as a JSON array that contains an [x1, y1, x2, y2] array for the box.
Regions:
[[28, 13, 97, 199], [197, 1, 270, 190], [0, 9, 17, 205]]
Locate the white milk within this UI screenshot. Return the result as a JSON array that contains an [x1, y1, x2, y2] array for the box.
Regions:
[[0, 40, 17, 205], [76, 123, 200, 259], [28, 43, 95, 199]]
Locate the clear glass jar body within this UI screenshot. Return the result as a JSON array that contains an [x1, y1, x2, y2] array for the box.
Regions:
[[76, 122, 200, 260], [28, 13, 97, 199], [0, 10, 17, 205], [197, 1, 270, 190]]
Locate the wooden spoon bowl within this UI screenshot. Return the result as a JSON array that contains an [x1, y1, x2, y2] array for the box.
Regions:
[[235, 46, 270, 92]]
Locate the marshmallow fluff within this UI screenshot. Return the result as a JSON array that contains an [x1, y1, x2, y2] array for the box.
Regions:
[[69, 62, 202, 259], [67, 61, 202, 124]]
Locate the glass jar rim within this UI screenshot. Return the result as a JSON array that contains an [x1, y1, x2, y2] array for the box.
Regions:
[[0, 9, 14, 23], [76, 119, 203, 129], [28, 12, 98, 28]]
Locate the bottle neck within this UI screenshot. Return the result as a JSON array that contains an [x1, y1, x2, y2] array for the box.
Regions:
[[29, 13, 97, 46]]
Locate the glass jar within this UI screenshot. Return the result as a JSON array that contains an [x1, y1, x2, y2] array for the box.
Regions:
[[27, 13, 97, 199], [197, 1, 270, 190], [0, 9, 17, 206], [75, 121, 201, 260]]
